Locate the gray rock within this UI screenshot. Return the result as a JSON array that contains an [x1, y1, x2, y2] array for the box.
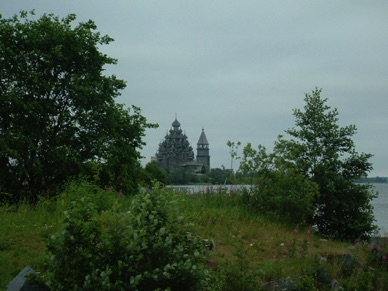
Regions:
[[7, 266, 46, 291], [316, 267, 332, 284], [337, 254, 358, 276], [267, 277, 297, 290], [330, 279, 344, 291]]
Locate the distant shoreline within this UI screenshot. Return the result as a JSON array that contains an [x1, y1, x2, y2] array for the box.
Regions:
[[358, 177, 387, 183]]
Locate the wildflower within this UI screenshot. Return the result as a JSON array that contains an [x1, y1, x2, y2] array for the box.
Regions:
[[377, 245, 382, 253], [118, 190, 124, 198], [368, 243, 374, 250], [382, 255, 387, 261], [293, 228, 298, 235]]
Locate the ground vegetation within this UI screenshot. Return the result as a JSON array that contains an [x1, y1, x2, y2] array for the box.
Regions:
[[1, 184, 387, 290]]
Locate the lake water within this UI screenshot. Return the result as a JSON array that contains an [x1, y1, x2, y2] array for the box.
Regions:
[[170, 183, 388, 234], [371, 183, 388, 234]]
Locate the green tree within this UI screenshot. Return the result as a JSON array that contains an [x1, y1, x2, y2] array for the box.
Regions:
[[0, 12, 156, 203], [275, 88, 377, 240], [208, 167, 231, 185], [144, 161, 168, 186]]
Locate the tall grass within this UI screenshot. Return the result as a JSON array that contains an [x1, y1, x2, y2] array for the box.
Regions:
[[0, 201, 63, 288], [179, 191, 388, 290]]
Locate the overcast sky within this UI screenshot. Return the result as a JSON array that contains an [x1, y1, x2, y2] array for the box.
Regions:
[[2, 1, 387, 176]]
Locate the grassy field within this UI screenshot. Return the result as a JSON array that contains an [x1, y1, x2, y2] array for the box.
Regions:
[[1, 187, 387, 290], [179, 192, 380, 290]]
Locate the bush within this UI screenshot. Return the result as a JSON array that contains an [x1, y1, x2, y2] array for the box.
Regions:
[[42, 183, 211, 290], [239, 143, 318, 226], [241, 169, 318, 225]]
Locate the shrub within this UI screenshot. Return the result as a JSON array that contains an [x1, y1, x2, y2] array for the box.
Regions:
[[240, 169, 318, 225], [43, 184, 211, 290], [239, 143, 318, 225]]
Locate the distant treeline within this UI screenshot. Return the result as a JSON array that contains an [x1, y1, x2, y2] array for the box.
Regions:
[[358, 177, 387, 183]]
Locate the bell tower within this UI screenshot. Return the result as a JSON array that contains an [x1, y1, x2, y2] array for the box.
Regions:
[[196, 128, 210, 167]]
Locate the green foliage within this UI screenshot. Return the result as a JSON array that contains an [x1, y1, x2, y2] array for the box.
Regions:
[[364, 240, 388, 272], [43, 183, 211, 290], [285, 227, 311, 259], [165, 166, 202, 185], [341, 236, 388, 290], [275, 88, 377, 240], [208, 167, 232, 185], [0, 11, 156, 203], [143, 161, 168, 185], [297, 275, 318, 291], [220, 239, 261, 290], [239, 143, 318, 225]]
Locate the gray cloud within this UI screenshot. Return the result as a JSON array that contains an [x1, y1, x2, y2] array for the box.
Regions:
[[2, 0, 387, 175]]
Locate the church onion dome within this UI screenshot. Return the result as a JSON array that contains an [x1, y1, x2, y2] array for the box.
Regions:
[[197, 128, 209, 145], [172, 118, 181, 128]]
